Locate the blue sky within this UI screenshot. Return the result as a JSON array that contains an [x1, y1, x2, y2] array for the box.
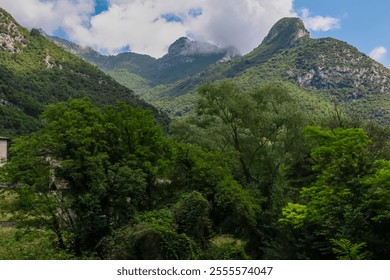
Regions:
[[0, 0, 388, 66], [94, 0, 109, 15]]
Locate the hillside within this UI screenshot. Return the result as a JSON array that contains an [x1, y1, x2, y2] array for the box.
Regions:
[[0, 8, 168, 137]]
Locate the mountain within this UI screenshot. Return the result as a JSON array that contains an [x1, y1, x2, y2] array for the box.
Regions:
[[143, 18, 390, 123], [0, 8, 168, 137], [46, 34, 241, 86], [43, 17, 390, 124]]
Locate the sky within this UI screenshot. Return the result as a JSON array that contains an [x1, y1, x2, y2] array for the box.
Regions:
[[0, 0, 389, 67]]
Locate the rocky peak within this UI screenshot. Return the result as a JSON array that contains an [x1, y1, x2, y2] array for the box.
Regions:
[[0, 8, 26, 53], [167, 37, 192, 55], [261, 17, 309, 47], [167, 37, 221, 56], [167, 37, 240, 57]]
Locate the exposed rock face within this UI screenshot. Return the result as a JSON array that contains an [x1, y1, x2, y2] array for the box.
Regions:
[[44, 55, 56, 69], [0, 10, 26, 53], [295, 63, 389, 93], [285, 38, 390, 94]]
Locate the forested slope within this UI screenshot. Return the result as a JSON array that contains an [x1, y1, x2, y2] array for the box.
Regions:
[[0, 8, 168, 137]]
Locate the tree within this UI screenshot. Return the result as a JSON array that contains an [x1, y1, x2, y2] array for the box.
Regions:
[[1, 98, 170, 256], [195, 81, 306, 204], [280, 126, 390, 259], [102, 210, 197, 260], [171, 80, 307, 258], [173, 191, 211, 248], [170, 143, 260, 238]]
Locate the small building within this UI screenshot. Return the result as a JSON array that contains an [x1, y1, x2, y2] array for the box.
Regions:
[[0, 136, 9, 166]]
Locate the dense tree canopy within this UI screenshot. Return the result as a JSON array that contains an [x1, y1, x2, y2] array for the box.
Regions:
[[1, 81, 389, 260], [280, 126, 390, 259], [1, 97, 259, 258], [1, 98, 169, 254]]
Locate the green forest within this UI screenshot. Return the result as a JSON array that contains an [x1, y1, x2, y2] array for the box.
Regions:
[[1, 81, 389, 260]]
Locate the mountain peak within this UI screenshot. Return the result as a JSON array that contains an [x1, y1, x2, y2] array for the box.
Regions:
[[261, 17, 309, 47], [167, 37, 240, 57], [167, 37, 191, 55], [168, 37, 223, 56]]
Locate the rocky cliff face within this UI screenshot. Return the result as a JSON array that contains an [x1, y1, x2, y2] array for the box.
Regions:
[[287, 38, 390, 94], [0, 9, 26, 53]]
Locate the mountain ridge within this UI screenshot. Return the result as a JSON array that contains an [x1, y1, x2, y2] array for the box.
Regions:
[[44, 33, 241, 85]]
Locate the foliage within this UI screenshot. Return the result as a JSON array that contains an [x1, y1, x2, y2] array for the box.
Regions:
[[186, 81, 308, 218], [170, 81, 310, 258], [0, 228, 78, 260], [204, 235, 251, 260], [102, 210, 197, 260], [330, 238, 368, 260], [1, 66, 389, 260], [1, 98, 170, 255], [279, 203, 308, 228], [170, 143, 260, 237], [1, 97, 261, 259], [173, 191, 211, 247], [280, 126, 390, 259]]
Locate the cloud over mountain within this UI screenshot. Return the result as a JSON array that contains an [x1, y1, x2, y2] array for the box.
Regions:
[[0, 0, 341, 57]]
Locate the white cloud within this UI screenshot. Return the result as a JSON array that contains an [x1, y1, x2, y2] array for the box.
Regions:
[[301, 8, 340, 32], [76, 0, 297, 57], [187, 0, 296, 55], [0, 0, 95, 33], [0, 0, 297, 57], [71, 1, 192, 56], [0, 0, 341, 58], [369, 46, 387, 62]]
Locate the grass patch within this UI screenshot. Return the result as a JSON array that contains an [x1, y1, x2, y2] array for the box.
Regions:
[[0, 227, 74, 260]]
